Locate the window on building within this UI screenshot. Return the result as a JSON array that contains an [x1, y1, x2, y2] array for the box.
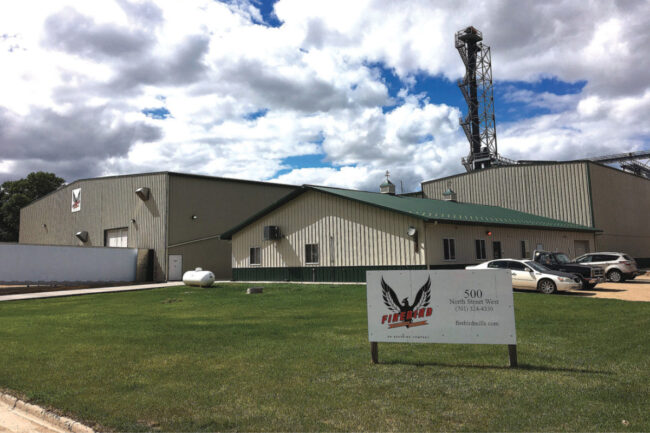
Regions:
[[306, 243, 319, 264], [492, 241, 502, 259], [443, 238, 456, 261], [475, 239, 486, 260], [104, 227, 128, 247], [249, 247, 261, 265]]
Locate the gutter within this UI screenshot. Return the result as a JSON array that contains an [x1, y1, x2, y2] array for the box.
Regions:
[[168, 234, 222, 249]]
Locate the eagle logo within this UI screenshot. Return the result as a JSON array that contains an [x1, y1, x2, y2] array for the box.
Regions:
[[72, 190, 81, 209], [381, 276, 433, 328]]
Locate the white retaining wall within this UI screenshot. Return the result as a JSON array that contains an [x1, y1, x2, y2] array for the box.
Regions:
[[0, 243, 137, 283]]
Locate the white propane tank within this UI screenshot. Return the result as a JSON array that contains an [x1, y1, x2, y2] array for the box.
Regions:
[[182, 267, 215, 287]]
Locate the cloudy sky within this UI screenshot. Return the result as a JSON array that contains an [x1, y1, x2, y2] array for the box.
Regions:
[[1, 0, 649, 191]]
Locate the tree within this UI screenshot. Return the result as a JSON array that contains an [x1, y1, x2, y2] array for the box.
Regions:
[[0, 172, 65, 242]]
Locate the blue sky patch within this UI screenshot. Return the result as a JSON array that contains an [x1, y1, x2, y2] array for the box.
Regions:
[[244, 108, 269, 120], [142, 107, 171, 119], [275, 153, 328, 177], [255, 0, 282, 27]]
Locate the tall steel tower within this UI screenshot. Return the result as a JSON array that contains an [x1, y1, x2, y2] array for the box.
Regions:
[[456, 26, 508, 171]]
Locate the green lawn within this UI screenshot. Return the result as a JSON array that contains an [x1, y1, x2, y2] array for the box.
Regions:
[[0, 284, 648, 432]]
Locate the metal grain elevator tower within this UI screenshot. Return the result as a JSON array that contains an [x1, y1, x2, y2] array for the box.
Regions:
[[456, 26, 509, 171]]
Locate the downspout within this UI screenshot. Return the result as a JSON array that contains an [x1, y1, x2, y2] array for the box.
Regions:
[[423, 220, 431, 270]]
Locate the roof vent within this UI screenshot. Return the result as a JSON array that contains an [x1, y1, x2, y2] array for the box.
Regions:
[[442, 182, 457, 202], [380, 170, 395, 195]]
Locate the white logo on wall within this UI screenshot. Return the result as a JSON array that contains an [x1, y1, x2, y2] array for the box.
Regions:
[[71, 188, 81, 212]]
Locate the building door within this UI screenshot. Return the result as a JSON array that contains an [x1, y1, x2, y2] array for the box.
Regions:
[[105, 227, 128, 247], [574, 240, 590, 257], [492, 241, 502, 259], [168, 255, 183, 281]]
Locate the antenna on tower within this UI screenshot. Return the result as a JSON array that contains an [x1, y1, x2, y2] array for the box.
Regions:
[[455, 26, 513, 171]]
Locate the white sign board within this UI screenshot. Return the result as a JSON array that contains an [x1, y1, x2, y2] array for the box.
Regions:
[[71, 188, 81, 212], [367, 270, 516, 345]]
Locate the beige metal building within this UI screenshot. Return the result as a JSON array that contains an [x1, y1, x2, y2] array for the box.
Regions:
[[221, 185, 598, 282], [421, 161, 650, 266], [19, 172, 296, 281]]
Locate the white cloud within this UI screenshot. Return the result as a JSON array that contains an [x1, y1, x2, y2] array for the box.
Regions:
[[0, 0, 648, 189]]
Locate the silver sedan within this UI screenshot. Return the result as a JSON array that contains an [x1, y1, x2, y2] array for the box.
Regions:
[[466, 259, 582, 294]]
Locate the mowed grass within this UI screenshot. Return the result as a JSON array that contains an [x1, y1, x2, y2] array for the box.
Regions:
[[0, 284, 648, 432]]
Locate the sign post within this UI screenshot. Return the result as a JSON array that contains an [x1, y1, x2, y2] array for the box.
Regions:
[[367, 269, 517, 367]]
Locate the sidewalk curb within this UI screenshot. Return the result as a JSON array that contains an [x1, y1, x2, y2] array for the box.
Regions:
[[0, 392, 95, 433]]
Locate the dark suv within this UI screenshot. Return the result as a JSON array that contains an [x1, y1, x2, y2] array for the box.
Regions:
[[532, 250, 605, 289]]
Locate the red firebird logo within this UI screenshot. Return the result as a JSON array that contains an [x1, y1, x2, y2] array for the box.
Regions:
[[381, 276, 432, 328]]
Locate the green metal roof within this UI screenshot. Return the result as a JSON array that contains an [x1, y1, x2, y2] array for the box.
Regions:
[[220, 185, 599, 239]]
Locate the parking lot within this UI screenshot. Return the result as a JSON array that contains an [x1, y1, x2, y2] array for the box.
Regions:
[[561, 273, 650, 301]]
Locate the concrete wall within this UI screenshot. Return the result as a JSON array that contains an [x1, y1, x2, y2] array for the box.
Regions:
[[232, 190, 426, 268], [19, 173, 168, 281], [422, 162, 593, 227], [0, 243, 137, 283], [168, 174, 296, 279], [589, 164, 650, 258], [424, 223, 595, 266]]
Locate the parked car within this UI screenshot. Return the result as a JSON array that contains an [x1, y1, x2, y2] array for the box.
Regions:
[[574, 252, 642, 282], [532, 250, 604, 289], [466, 259, 582, 294]]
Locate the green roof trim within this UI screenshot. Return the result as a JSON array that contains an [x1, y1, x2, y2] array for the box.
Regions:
[[220, 185, 600, 240]]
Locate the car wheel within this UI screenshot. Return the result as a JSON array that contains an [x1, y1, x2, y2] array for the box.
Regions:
[[537, 279, 557, 294], [607, 269, 623, 283]]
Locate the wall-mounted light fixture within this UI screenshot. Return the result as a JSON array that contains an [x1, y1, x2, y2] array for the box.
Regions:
[[75, 231, 89, 242], [407, 226, 419, 253], [135, 187, 150, 201], [43, 224, 47, 228], [191, 215, 198, 220], [486, 230, 493, 236], [131, 218, 136, 224]]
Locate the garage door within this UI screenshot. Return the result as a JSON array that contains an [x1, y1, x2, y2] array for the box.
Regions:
[[105, 228, 128, 247]]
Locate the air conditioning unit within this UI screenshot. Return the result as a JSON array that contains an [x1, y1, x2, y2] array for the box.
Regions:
[[263, 226, 281, 240]]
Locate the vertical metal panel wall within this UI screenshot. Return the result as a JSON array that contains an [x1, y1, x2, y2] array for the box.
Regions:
[[232, 190, 426, 269], [19, 173, 168, 281], [425, 223, 595, 265], [588, 163, 650, 259], [167, 174, 297, 279], [421, 162, 593, 227]]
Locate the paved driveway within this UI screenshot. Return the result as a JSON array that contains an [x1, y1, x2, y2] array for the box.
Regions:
[[564, 274, 650, 301]]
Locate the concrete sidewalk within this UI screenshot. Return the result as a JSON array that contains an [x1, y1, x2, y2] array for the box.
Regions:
[[0, 394, 90, 433], [0, 282, 181, 302]]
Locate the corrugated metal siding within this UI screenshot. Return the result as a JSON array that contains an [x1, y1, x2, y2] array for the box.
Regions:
[[232, 191, 426, 268], [168, 175, 297, 279], [19, 173, 168, 281], [588, 163, 650, 258], [421, 163, 593, 227], [167, 238, 231, 280], [425, 223, 595, 264]]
